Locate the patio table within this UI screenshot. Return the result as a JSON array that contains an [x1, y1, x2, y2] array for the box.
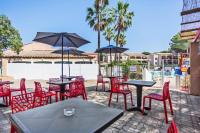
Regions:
[[0, 81, 14, 107], [61, 76, 77, 81], [120, 80, 156, 114], [46, 80, 72, 100], [10, 98, 123, 133]]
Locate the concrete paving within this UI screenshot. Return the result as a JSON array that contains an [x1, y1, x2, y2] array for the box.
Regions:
[[0, 80, 200, 133]]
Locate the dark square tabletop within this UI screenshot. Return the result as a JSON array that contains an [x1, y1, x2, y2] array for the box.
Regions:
[[46, 80, 72, 86], [0, 81, 14, 85], [10, 99, 123, 133], [122, 80, 156, 87], [62, 76, 77, 80]]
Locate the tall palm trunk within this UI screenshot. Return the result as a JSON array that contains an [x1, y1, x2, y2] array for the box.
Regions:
[[116, 28, 120, 47], [116, 28, 121, 76], [97, 13, 101, 75], [115, 28, 120, 64]]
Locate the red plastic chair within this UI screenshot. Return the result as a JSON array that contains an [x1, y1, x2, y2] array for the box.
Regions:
[[48, 78, 60, 100], [60, 78, 87, 100], [34, 81, 58, 103], [142, 81, 173, 123], [120, 75, 129, 90], [0, 84, 11, 106], [167, 120, 178, 133], [10, 78, 27, 95], [10, 92, 48, 133], [108, 77, 133, 110], [96, 75, 109, 91]]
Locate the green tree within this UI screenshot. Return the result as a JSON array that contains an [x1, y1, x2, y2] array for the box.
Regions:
[[103, 27, 114, 45], [114, 33, 126, 47], [0, 15, 23, 55], [170, 33, 189, 53], [86, 0, 110, 74], [113, 1, 134, 47], [142, 51, 151, 55]]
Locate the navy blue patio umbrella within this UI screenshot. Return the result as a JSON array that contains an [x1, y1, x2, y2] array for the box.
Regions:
[[52, 47, 84, 77], [95, 45, 128, 76], [33, 32, 90, 80]]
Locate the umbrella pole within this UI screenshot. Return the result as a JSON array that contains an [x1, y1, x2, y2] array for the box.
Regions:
[[110, 48, 112, 76], [61, 34, 64, 82], [68, 51, 70, 77]]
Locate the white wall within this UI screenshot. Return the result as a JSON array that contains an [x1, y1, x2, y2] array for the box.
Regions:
[[7, 63, 98, 80]]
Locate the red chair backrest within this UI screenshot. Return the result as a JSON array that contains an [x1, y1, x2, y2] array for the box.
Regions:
[[68, 79, 85, 97], [111, 77, 120, 92], [2, 84, 11, 95], [167, 120, 178, 133], [20, 78, 27, 95], [34, 81, 43, 96], [11, 92, 47, 114], [97, 75, 104, 83], [122, 75, 129, 82], [163, 81, 170, 100], [49, 78, 60, 91], [11, 92, 34, 113]]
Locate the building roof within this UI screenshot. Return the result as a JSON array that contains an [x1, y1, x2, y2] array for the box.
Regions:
[[2, 42, 93, 59], [124, 53, 148, 57]]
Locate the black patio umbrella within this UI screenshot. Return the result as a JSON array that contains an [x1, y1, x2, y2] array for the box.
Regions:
[[95, 45, 128, 76], [52, 47, 84, 77], [33, 32, 90, 80]]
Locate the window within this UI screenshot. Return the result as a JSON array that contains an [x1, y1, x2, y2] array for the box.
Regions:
[[75, 61, 92, 64], [54, 61, 72, 64], [11, 61, 31, 64], [33, 61, 52, 64]]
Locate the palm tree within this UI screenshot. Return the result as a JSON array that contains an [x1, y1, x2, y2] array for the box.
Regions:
[[103, 27, 114, 45], [115, 33, 127, 47], [86, 0, 109, 74], [113, 1, 134, 47]]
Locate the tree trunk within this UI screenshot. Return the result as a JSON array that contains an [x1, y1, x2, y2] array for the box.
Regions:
[[115, 28, 120, 66], [116, 28, 120, 47], [97, 12, 101, 75], [116, 28, 121, 77]]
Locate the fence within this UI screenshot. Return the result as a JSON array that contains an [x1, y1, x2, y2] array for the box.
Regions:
[[7, 63, 98, 80]]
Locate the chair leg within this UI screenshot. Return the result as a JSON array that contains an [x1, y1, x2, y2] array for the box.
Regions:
[[96, 83, 98, 91], [84, 90, 88, 100], [149, 98, 152, 110], [116, 93, 119, 102], [9, 95, 11, 105], [108, 93, 112, 107], [142, 97, 146, 114], [3, 96, 5, 102], [124, 94, 127, 110], [163, 100, 168, 124], [127, 85, 129, 90], [103, 83, 105, 91], [55, 92, 58, 102], [130, 93, 133, 106], [82, 94, 85, 100], [168, 97, 174, 115], [49, 96, 52, 103], [11, 124, 16, 133], [5, 97, 8, 106]]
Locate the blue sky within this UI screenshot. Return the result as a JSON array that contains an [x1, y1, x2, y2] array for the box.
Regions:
[[0, 0, 182, 52]]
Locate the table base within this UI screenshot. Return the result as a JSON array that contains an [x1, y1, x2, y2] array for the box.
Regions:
[[0, 103, 8, 107], [127, 107, 148, 115]]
